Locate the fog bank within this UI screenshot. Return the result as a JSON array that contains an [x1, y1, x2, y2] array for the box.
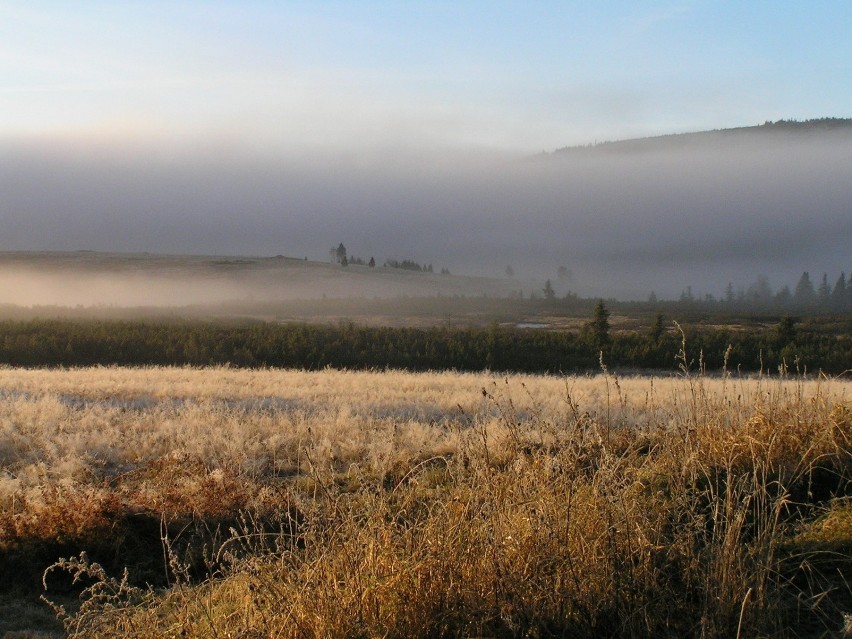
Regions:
[[2, 125, 850, 299]]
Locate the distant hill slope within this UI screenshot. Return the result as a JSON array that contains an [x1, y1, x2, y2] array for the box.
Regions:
[[550, 118, 852, 156], [0, 251, 525, 309]]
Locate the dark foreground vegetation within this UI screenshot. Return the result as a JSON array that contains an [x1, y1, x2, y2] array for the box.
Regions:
[[0, 314, 849, 374]]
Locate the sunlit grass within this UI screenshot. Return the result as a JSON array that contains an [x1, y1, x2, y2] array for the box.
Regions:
[[0, 366, 849, 637]]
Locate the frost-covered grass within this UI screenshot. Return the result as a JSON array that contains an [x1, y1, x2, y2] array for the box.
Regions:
[[0, 366, 849, 637]]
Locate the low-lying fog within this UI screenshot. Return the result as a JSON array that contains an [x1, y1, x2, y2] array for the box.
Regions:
[[0, 255, 522, 308], [2, 125, 850, 302]]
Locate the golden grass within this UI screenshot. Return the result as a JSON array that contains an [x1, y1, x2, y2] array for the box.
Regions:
[[0, 366, 849, 637]]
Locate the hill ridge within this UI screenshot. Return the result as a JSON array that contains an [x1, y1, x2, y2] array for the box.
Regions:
[[551, 117, 852, 155]]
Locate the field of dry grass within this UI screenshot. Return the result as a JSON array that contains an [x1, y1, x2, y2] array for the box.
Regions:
[[0, 366, 850, 637]]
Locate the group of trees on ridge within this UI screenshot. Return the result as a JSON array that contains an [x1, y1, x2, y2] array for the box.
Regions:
[[330, 243, 445, 274]]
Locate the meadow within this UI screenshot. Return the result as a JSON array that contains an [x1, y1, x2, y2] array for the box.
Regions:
[[0, 366, 849, 637]]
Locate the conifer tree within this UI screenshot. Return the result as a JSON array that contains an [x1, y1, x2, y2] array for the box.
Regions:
[[832, 272, 846, 307], [775, 315, 797, 347], [649, 313, 665, 343], [794, 272, 815, 305], [817, 273, 831, 299], [584, 300, 611, 352]]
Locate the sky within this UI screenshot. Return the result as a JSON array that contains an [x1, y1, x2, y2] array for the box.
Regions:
[[3, 1, 850, 151], [1, 1, 851, 298]]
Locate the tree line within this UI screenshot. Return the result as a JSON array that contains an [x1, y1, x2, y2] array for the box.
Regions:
[[666, 270, 852, 313], [0, 314, 847, 374]]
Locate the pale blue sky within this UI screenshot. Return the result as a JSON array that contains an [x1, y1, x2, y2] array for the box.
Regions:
[[2, 1, 850, 153]]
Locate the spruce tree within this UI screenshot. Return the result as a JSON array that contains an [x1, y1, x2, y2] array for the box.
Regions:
[[832, 272, 846, 309], [817, 273, 831, 300], [649, 313, 665, 343], [585, 300, 611, 352], [775, 315, 797, 347], [793, 272, 815, 306]]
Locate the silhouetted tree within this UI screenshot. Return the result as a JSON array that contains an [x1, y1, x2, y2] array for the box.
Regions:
[[368, 257, 376, 268], [818, 273, 831, 299], [649, 313, 665, 343], [340, 254, 348, 267], [794, 272, 815, 305], [542, 279, 556, 300], [335, 243, 347, 264], [584, 300, 611, 352], [775, 315, 797, 348], [832, 272, 846, 309]]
